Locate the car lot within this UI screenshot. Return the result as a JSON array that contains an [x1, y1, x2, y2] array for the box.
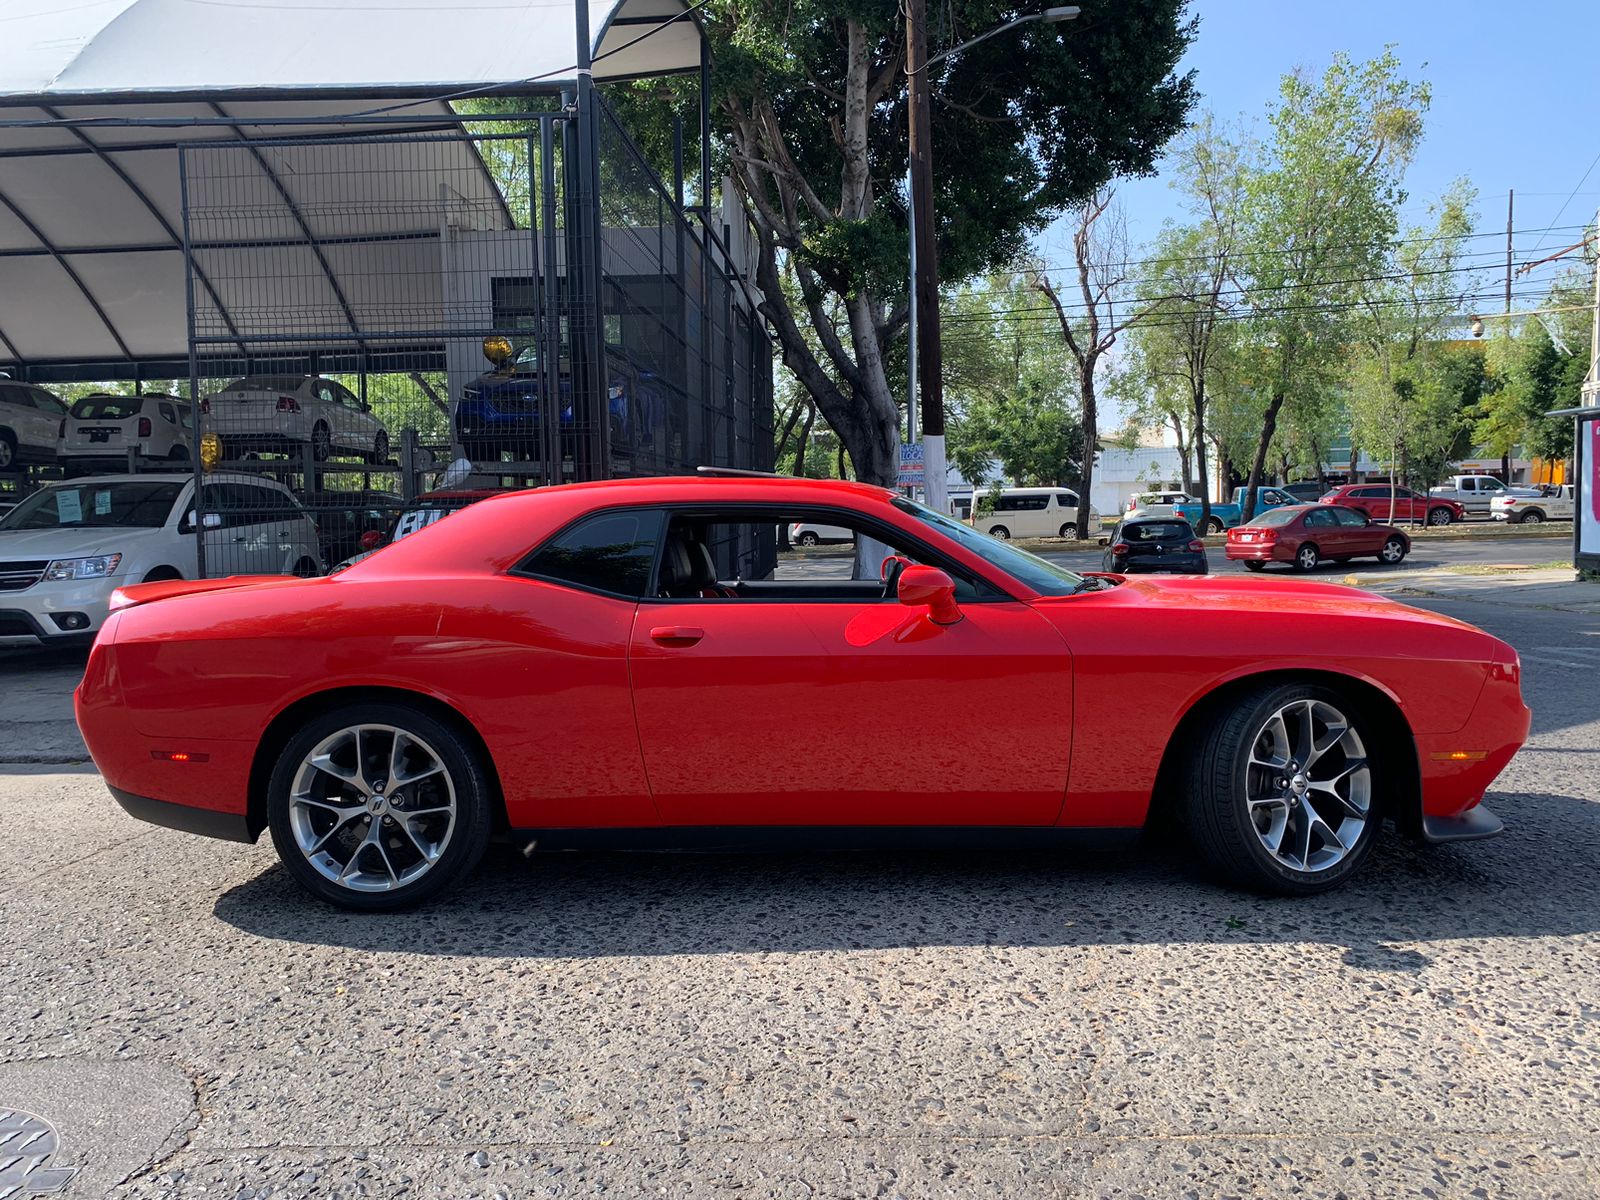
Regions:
[[0, 534, 1596, 1196]]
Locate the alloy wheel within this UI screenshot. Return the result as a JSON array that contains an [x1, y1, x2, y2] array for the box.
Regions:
[[1244, 699, 1370, 873], [1296, 545, 1318, 571], [286, 724, 458, 893], [1428, 508, 1450, 526], [1380, 538, 1405, 563], [1522, 511, 1543, 524]]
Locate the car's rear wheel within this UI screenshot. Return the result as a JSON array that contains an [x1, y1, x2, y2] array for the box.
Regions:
[[1183, 683, 1378, 894], [988, 525, 1011, 541], [268, 704, 494, 910], [797, 531, 820, 547], [1058, 522, 1077, 539], [1242, 560, 1266, 572], [1379, 536, 1406, 565], [0, 430, 15, 471], [1294, 543, 1320, 572], [368, 430, 390, 465], [1205, 518, 1224, 534], [1518, 509, 1544, 524], [1426, 506, 1452, 526]]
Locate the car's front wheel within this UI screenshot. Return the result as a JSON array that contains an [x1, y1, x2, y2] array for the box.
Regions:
[[1379, 536, 1406, 565], [1518, 509, 1544, 525], [267, 704, 494, 910], [1426, 506, 1453, 526], [1183, 683, 1378, 894]]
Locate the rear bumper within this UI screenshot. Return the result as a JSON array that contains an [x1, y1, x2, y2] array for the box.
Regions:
[[110, 787, 255, 843], [1224, 542, 1290, 562]]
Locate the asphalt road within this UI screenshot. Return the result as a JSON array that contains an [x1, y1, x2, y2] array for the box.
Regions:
[[1, 534, 1597, 1197]]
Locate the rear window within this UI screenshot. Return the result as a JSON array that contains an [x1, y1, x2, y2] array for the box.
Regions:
[[1246, 507, 1303, 528], [221, 376, 307, 393], [1126, 521, 1191, 541], [69, 395, 143, 420]]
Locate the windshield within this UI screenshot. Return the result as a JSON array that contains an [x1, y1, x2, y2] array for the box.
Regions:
[[892, 498, 1087, 596], [0, 480, 183, 530]]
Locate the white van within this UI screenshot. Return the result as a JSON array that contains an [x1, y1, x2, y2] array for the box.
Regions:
[[971, 487, 1102, 540]]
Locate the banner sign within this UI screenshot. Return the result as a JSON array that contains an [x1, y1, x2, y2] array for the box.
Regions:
[[897, 443, 926, 488]]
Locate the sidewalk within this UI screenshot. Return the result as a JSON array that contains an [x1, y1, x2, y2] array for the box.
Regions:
[[1345, 565, 1600, 614]]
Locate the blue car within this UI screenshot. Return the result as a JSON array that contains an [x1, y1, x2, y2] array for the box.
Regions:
[[455, 344, 666, 458]]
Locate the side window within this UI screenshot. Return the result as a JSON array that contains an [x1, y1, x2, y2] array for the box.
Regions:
[[200, 483, 249, 528], [1304, 509, 1336, 528], [1334, 508, 1368, 527], [31, 390, 65, 415], [159, 402, 177, 425], [1009, 494, 1049, 512], [522, 509, 666, 598], [6, 388, 35, 410], [316, 382, 338, 406], [338, 384, 364, 411], [1055, 492, 1078, 509]]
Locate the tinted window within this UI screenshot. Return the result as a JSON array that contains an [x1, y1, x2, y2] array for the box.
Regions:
[[1332, 507, 1369, 527], [31, 390, 65, 416], [1004, 494, 1050, 511], [1247, 507, 1303, 528], [524, 509, 665, 597], [1350, 487, 1384, 499], [159, 402, 178, 424], [1304, 508, 1337, 527], [1055, 493, 1078, 508], [5, 389, 35, 409], [70, 395, 143, 420], [1127, 521, 1190, 541]]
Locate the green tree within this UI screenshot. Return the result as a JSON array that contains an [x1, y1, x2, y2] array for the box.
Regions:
[[702, 0, 1194, 484], [1235, 50, 1429, 519]]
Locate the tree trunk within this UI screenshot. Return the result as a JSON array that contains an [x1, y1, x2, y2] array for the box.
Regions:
[[793, 402, 817, 478], [1192, 381, 1211, 532], [1241, 389, 1286, 521], [1076, 374, 1097, 538]]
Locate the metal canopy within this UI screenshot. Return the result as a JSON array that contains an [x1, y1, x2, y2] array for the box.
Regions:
[[0, 0, 706, 378]]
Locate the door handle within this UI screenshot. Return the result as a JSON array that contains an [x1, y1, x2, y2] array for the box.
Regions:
[[650, 626, 704, 646]]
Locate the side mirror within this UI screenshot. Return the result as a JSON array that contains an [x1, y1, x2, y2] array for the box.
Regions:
[[897, 565, 962, 626], [186, 510, 222, 530]]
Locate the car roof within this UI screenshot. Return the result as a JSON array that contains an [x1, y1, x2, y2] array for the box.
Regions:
[[994, 486, 1071, 494]]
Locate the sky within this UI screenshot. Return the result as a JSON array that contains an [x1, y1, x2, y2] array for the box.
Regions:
[[1037, 0, 1600, 305]]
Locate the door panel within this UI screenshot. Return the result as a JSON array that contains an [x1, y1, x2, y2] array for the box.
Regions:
[[629, 599, 1073, 827]]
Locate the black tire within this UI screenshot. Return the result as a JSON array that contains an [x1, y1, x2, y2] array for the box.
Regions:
[[0, 429, 15, 472], [1518, 509, 1544, 525], [369, 430, 390, 465], [1378, 536, 1406, 565], [1426, 507, 1452, 526], [1205, 518, 1224, 534], [797, 531, 820, 547], [1183, 682, 1381, 895], [292, 557, 321, 578], [1293, 542, 1320, 572], [1243, 560, 1266, 572], [267, 702, 495, 911], [311, 423, 332, 462], [167, 446, 189, 462], [988, 525, 1011, 541], [141, 566, 183, 583], [1059, 523, 1076, 540]]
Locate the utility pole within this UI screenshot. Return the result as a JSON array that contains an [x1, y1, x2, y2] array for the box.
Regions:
[[905, 0, 946, 512], [1502, 188, 1513, 483], [905, 165, 919, 449]]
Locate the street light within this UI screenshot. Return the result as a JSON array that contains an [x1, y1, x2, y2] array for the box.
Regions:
[[905, 6, 1079, 514]]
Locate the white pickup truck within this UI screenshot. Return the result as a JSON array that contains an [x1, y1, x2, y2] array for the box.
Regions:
[[1490, 484, 1574, 524], [1428, 474, 1538, 516]]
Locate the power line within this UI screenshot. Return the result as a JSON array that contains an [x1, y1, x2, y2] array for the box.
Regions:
[[1526, 151, 1600, 253]]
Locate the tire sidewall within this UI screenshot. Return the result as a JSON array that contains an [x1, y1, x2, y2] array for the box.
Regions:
[[1217, 683, 1381, 893], [267, 702, 494, 910], [1296, 544, 1319, 571], [1381, 537, 1405, 564]]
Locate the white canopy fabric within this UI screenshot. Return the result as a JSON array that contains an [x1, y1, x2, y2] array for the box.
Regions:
[[0, 0, 705, 373], [0, 0, 703, 98]]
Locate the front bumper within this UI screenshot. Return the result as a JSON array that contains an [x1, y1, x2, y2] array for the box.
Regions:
[[0, 574, 121, 643]]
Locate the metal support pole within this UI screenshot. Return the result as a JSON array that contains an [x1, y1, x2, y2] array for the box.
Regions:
[[905, 165, 918, 448], [906, 0, 945, 511], [568, 10, 610, 481], [178, 145, 207, 578]]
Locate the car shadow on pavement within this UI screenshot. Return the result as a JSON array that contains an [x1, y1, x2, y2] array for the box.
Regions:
[[213, 791, 1598, 967]]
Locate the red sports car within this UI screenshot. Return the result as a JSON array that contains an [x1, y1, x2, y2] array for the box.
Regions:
[[1226, 505, 1412, 572], [75, 475, 1528, 910]]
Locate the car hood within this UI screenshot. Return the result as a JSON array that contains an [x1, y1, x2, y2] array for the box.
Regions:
[[0, 525, 170, 560], [1052, 572, 1486, 633]]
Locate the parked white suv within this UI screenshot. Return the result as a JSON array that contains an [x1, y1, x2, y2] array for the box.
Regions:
[[60, 393, 192, 474], [0, 472, 321, 646], [0, 380, 69, 470], [971, 487, 1102, 539], [202, 375, 389, 464], [788, 520, 854, 547], [1491, 484, 1574, 524]]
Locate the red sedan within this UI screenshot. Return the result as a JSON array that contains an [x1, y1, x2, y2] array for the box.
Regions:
[[76, 475, 1527, 909], [1320, 484, 1464, 526], [1226, 504, 1412, 572]]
